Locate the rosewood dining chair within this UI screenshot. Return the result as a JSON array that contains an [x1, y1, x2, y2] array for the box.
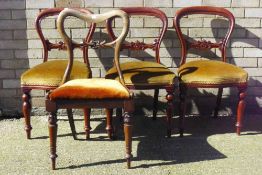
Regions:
[[173, 6, 248, 137], [46, 8, 133, 169], [105, 7, 176, 138], [20, 8, 95, 139]]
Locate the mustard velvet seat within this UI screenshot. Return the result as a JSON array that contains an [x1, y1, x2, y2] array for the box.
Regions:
[[21, 60, 91, 87], [178, 60, 248, 85], [106, 61, 176, 86], [50, 79, 130, 100]]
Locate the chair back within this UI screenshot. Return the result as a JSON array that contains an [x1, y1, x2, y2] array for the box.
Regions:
[[173, 6, 235, 66], [36, 8, 95, 63], [106, 7, 168, 63], [57, 8, 130, 85]]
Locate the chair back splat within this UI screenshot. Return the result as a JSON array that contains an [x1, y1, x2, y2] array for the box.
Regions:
[[45, 8, 134, 170], [57, 8, 129, 85], [174, 6, 235, 65], [106, 7, 168, 63], [36, 8, 96, 67]]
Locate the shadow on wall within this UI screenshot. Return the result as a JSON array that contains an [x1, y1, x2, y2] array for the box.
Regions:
[[94, 31, 157, 71], [161, 17, 262, 117], [211, 19, 262, 115], [88, 20, 262, 117]]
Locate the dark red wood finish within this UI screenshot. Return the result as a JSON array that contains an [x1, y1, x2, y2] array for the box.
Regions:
[[21, 8, 95, 139], [106, 7, 176, 137], [173, 6, 248, 136]]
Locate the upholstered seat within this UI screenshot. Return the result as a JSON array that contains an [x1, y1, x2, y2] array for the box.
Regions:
[[49, 79, 130, 100], [106, 61, 176, 86], [21, 60, 91, 87], [178, 60, 248, 85]]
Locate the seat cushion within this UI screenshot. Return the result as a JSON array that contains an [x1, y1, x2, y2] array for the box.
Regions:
[[105, 61, 176, 86], [49, 79, 130, 100], [178, 60, 248, 85], [21, 60, 91, 87]]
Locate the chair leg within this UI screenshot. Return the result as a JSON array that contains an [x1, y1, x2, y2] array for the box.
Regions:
[[48, 111, 58, 170], [214, 88, 223, 118], [236, 87, 246, 135], [123, 111, 132, 169], [106, 108, 114, 139], [83, 108, 91, 140], [166, 88, 174, 138], [179, 85, 187, 137], [22, 89, 32, 139], [67, 109, 77, 140], [152, 89, 159, 120]]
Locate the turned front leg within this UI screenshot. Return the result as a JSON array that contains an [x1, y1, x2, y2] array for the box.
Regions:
[[123, 111, 132, 169], [48, 112, 58, 170], [22, 89, 32, 139]]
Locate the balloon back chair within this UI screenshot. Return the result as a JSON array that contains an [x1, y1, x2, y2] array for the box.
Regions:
[[45, 8, 133, 169], [20, 8, 95, 139], [173, 6, 248, 137], [105, 7, 176, 138]]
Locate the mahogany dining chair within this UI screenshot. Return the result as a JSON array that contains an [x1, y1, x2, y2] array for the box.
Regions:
[[105, 7, 176, 138], [174, 6, 248, 137], [20, 8, 95, 139], [46, 8, 134, 169]]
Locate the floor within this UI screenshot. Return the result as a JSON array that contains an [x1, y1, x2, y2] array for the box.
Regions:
[[0, 114, 262, 175]]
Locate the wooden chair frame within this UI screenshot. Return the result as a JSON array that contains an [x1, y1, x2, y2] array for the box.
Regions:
[[173, 6, 248, 136], [106, 7, 176, 138], [21, 8, 95, 139], [45, 8, 134, 169]]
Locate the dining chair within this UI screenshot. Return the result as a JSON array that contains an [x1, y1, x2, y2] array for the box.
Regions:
[[20, 8, 95, 139], [173, 6, 248, 137], [46, 8, 133, 169], [105, 7, 176, 138]]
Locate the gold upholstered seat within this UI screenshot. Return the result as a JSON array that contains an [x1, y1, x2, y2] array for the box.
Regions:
[[106, 61, 176, 86], [21, 60, 91, 87], [50, 79, 130, 100], [178, 60, 247, 85]]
